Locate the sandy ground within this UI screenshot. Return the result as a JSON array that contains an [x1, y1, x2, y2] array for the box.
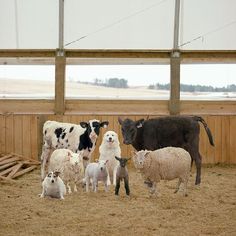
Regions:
[[0, 165, 235, 236]]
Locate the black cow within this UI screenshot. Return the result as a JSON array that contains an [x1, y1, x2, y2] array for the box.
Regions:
[[118, 116, 214, 185]]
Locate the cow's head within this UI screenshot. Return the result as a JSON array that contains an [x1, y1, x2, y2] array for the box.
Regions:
[[80, 119, 109, 141], [118, 117, 145, 145]]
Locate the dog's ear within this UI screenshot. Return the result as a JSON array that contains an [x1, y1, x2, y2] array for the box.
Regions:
[[54, 171, 60, 177]]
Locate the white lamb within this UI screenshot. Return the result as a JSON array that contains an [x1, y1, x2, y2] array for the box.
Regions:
[[48, 149, 85, 194], [40, 171, 66, 200], [133, 147, 191, 196], [84, 160, 109, 193]]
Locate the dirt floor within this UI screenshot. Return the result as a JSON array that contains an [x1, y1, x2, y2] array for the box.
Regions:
[[0, 165, 236, 236]]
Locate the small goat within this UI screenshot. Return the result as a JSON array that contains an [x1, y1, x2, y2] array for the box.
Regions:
[[40, 171, 66, 200], [114, 156, 130, 196]]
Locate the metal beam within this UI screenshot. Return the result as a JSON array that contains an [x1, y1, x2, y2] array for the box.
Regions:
[[59, 0, 64, 50], [173, 0, 181, 49]]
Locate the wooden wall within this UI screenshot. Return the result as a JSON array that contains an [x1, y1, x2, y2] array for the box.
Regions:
[[0, 110, 236, 164]]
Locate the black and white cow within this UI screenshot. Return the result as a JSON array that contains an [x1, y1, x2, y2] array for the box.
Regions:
[[118, 116, 214, 185], [41, 119, 109, 179]]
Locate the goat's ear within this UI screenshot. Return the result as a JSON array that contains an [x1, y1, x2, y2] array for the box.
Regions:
[[105, 160, 109, 164], [115, 156, 120, 161], [135, 119, 145, 129], [118, 117, 123, 125], [100, 121, 109, 128], [80, 122, 88, 128]]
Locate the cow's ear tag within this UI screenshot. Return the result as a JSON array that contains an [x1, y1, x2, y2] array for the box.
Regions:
[[137, 123, 143, 128]]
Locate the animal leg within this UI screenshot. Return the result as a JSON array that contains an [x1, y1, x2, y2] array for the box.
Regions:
[[115, 179, 120, 195], [195, 153, 202, 185], [40, 147, 51, 180], [124, 178, 130, 196], [107, 173, 111, 186], [104, 179, 108, 192], [85, 178, 90, 192], [150, 182, 157, 195], [40, 186, 46, 198], [74, 184, 78, 192], [174, 178, 182, 193], [183, 176, 189, 197], [67, 182, 72, 194], [113, 168, 117, 185], [93, 179, 98, 192]]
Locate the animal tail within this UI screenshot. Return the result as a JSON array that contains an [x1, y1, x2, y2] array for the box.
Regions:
[[193, 116, 214, 146]]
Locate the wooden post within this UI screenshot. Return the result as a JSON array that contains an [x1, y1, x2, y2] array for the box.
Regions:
[[54, 0, 65, 115], [169, 50, 181, 115], [55, 50, 66, 115], [169, 0, 181, 115]]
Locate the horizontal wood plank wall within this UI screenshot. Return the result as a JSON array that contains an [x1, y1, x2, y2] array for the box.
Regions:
[[0, 114, 236, 164]]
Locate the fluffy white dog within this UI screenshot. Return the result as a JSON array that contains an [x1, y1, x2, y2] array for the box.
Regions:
[[99, 130, 121, 185]]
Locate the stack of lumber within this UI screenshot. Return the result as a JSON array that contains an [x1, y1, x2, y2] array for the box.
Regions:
[[0, 153, 40, 181]]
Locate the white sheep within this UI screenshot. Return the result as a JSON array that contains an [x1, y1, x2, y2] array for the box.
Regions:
[[84, 160, 109, 193], [133, 147, 191, 196], [48, 149, 85, 194], [40, 171, 66, 200]]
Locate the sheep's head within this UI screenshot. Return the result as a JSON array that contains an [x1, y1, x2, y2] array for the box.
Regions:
[[132, 150, 151, 169], [115, 156, 130, 167], [98, 160, 108, 171]]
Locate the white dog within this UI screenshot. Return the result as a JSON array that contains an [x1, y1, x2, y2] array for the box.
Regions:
[[99, 130, 121, 185], [40, 171, 66, 200]]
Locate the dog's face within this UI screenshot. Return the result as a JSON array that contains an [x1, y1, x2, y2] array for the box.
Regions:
[[102, 130, 119, 146], [46, 171, 60, 184]]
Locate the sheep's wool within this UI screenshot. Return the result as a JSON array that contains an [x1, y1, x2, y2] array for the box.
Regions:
[[141, 147, 191, 182]]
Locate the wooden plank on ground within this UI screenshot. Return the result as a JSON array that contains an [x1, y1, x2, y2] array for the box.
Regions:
[[7, 163, 23, 178], [0, 161, 17, 171], [0, 157, 21, 166], [0, 154, 13, 162], [0, 163, 20, 176], [12, 165, 37, 178]]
